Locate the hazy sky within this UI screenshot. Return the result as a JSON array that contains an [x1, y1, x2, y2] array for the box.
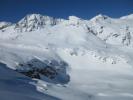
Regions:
[[0, 0, 133, 22]]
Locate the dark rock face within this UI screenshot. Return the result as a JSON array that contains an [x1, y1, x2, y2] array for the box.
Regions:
[[16, 59, 70, 84], [19, 66, 58, 79]]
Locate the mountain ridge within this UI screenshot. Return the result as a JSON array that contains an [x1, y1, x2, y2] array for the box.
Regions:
[[1, 13, 133, 46]]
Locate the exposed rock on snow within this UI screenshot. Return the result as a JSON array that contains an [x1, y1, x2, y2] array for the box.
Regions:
[[16, 58, 70, 84]]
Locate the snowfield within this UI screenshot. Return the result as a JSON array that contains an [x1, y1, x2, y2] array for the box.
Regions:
[[0, 13, 133, 100]]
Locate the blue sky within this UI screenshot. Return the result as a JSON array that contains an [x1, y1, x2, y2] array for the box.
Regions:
[[0, 0, 133, 22]]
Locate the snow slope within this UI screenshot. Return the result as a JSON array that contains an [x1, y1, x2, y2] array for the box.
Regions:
[[0, 13, 133, 100], [0, 63, 60, 100]]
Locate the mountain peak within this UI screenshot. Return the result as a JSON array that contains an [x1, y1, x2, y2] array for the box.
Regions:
[[14, 13, 63, 32], [90, 14, 110, 21], [22, 13, 51, 22]]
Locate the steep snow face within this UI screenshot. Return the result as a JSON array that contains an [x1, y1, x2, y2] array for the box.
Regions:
[[88, 14, 133, 46], [14, 14, 64, 32]]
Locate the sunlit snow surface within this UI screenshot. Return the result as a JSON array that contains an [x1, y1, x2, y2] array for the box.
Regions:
[[0, 14, 133, 100]]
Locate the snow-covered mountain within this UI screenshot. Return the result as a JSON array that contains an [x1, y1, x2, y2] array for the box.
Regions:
[[14, 14, 64, 32], [88, 14, 133, 46], [1, 13, 133, 100]]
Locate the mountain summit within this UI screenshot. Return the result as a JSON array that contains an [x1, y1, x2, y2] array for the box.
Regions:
[[14, 14, 64, 32]]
